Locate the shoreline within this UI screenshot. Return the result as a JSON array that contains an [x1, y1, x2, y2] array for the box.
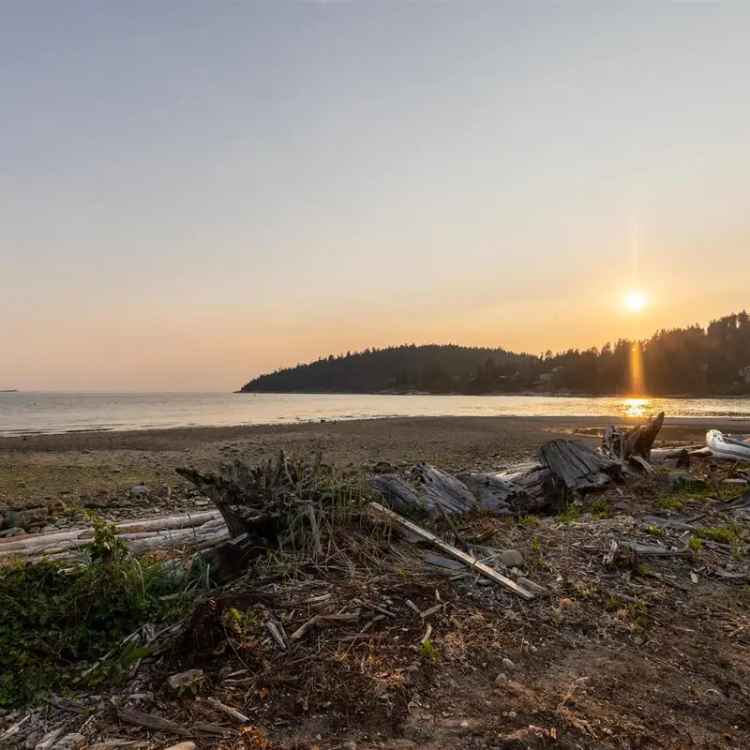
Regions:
[[2, 414, 748, 453]]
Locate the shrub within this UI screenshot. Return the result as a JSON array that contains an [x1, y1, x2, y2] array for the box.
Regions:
[[0, 520, 190, 707]]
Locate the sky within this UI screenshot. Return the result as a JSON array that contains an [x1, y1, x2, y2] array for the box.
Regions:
[[2, 1, 750, 391]]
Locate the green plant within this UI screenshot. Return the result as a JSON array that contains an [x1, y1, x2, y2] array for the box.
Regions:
[[518, 515, 539, 527], [688, 535, 703, 552], [558, 503, 581, 525], [696, 525, 740, 545], [656, 496, 684, 511], [0, 544, 190, 706], [590, 498, 611, 519], [531, 536, 542, 554], [419, 638, 438, 662], [86, 512, 129, 564], [645, 524, 664, 538]]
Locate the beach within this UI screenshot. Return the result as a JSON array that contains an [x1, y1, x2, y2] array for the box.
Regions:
[[1, 415, 745, 514]]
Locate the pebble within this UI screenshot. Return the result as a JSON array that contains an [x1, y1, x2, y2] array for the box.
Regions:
[[495, 672, 509, 686], [501, 657, 517, 671], [167, 668, 205, 693], [129, 485, 149, 497], [499, 549, 524, 568]]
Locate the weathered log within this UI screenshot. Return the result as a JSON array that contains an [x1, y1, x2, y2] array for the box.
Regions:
[[538, 440, 621, 492], [370, 464, 476, 517], [409, 463, 478, 514], [495, 463, 565, 512], [603, 412, 665, 466], [0, 515, 229, 559], [455, 472, 519, 514], [368, 475, 422, 515]]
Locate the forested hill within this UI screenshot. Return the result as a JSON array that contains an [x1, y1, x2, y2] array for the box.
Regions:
[[240, 311, 750, 396]]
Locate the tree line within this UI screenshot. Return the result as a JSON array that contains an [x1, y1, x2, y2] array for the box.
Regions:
[[240, 311, 750, 396]]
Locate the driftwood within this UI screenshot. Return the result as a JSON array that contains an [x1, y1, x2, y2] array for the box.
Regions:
[[372, 460, 564, 519], [0, 512, 228, 560], [538, 440, 622, 492], [369, 502, 535, 600], [115, 708, 194, 738], [369, 464, 477, 517], [603, 412, 665, 468], [456, 471, 521, 514]]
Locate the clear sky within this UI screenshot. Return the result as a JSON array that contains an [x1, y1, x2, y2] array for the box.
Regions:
[[2, 1, 749, 391]]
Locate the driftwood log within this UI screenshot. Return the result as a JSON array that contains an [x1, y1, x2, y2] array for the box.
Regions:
[[370, 464, 477, 516], [0, 511, 228, 560], [602, 412, 665, 467], [457, 463, 564, 514], [538, 440, 622, 492]]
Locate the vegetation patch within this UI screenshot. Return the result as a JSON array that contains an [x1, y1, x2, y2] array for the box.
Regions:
[[0, 518, 191, 707], [557, 503, 581, 525], [696, 525, 740, 545]]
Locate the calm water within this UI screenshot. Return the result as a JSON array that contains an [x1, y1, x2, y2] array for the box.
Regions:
[[1, 392, 749, 437]]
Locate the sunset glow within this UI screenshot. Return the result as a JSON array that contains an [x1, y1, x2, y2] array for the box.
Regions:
[[624, 290, 648, 313]]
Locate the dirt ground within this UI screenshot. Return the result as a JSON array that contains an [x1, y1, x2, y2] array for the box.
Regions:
[[2, 417, 750, 749]]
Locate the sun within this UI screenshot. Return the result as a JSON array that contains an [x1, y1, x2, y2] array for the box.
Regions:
[[624, 289, 647, 313]]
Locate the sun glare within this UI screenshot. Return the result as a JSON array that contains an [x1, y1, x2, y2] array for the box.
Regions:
[[624, 289, 647, 313]]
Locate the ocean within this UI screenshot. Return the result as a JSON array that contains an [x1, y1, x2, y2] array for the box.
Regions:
[[1, 391, 750, 437]]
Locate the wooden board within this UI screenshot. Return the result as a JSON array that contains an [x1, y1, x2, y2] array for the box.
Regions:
[[368, 502, 535, 600]]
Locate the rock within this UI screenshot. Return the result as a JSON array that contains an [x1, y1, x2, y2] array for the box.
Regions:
[[499, 549, 524, 568], [47, 498, 66, 515], [501, 657, 517, 672], [51, 734, 86, 750], [494, 672, 509, 686], [35, 729, 64, 750], [25, 732, 43, 749], [167, 668, 204, 694], [129, 485, 149, 498], [10, 507, 49, 530]]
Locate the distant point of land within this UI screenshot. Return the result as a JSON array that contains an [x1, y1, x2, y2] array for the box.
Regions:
[[240, 311, 750, 398]]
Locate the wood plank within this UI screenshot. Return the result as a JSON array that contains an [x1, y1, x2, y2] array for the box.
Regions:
[[368, 502, 535, 600]]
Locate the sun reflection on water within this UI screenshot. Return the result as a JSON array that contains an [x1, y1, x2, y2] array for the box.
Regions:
[[623, 398, 650, 418]]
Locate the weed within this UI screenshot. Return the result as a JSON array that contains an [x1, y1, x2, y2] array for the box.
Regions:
[[518, 515, 539, 527], [696, 525, 739, 545], [636, 562, 653, 577], [688, 536, 703, 552], [531, 536, 542, 554], [645, 524, 664, 538], [657, 496, 684, 511], [419, 639, 438, 662], [605, 595, 623, 611], [558, 504, 581, 525], [590, 498, 611, 519]]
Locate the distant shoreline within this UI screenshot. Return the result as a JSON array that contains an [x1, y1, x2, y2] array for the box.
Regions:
[[2, 414, 749, 447], [239, 389, 750, 400]]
